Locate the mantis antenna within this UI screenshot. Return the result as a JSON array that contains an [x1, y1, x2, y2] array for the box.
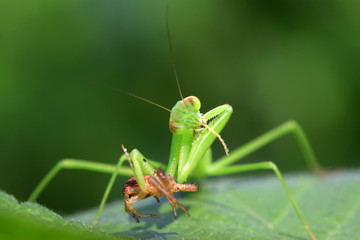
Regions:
[[166, 4, 183, 101], [89, 81, 187, 126], [165, 5, 230, 156], [91, 7, 230, 156], [89, 81, 173, 114]]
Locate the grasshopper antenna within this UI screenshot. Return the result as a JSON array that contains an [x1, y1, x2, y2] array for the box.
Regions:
[[166, 4, 184, 101], [89, 81, 172, 114], [202, 121, 230, 156]]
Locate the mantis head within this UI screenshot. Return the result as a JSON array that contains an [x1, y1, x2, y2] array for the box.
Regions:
[[169, 96, 230, 156], [169, 96, 203, 134]]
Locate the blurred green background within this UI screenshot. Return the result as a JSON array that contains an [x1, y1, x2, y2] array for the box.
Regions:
[[1, 0, 359, 214]]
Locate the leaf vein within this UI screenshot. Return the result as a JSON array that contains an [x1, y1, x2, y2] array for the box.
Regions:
[[326, 201, 360, 240], [271, 177, 315, 226]]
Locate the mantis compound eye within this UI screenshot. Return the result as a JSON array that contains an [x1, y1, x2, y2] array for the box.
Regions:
[[184, 96, 201, 111]]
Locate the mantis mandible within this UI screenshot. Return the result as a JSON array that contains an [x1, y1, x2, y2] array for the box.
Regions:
[[27, 7, 321, 240]]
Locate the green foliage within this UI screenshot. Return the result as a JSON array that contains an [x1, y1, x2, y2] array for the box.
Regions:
[[69, 169, 358, 240], [1, 170, 360, 239], [0, 190, 129, 240]]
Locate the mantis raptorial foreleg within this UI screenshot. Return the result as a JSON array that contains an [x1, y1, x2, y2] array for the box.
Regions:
[[172, 103, 233, 183], [118, 146, 198, 223]]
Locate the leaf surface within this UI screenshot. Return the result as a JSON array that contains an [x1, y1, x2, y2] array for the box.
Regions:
[[69, 169, 360, 240], [1, 170, 359, 239], [0, 190, 128, 240]]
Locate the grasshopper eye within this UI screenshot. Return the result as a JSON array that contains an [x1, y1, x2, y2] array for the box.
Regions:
[[184, 96, 201, 111]]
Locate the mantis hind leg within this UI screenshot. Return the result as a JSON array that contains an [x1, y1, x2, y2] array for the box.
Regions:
[[208, 120, 323, 174], [203, 121, 320, 239], [207, 161, 316, 240]]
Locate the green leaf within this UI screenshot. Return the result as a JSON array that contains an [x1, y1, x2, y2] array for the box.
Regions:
[[69, 169, 360, 240], [1, 170, 359, 239], [0, 190, 129, 240]]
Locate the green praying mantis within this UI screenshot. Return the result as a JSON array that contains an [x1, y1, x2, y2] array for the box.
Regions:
[[27, 8, 322, 240]]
